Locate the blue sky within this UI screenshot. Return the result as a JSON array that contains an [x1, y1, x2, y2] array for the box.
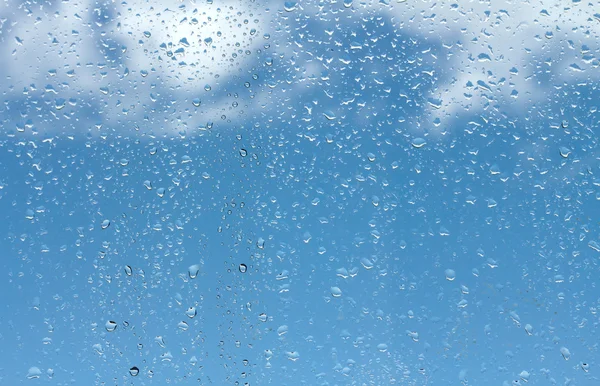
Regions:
[[1, 0, 599, 385]]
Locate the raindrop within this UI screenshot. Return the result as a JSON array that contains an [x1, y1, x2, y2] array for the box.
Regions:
[[524, 324, 533, 335], [188, 264, 200, 279], [239, 148, 248, 157], [331, 287, 342, 297], [258, 313, 268, 322], [560, 347, 571, 360], [277, 325, 289, 336], [26, 367, 42, 379], [178, 321, 189, 330], [143, 180, 152, 190], [105, 320, 117, 332], [559, 146, 571, 158], [124, 265, 132, 276], [25, 209, 35, 220], [186, 307, 197, 318], [411, 138, 426, 148], [445, 269, 456, 281], [192, 98, 201, 107], [284, 1, 297, 11], [239, 264, 248, 273], [285, 351, 300, 361], [360, 258, 374, 270], [129, 366, 139, 376], [101, 219, 110, 229], [377, 343, 388, 352], [323, 110, 336, 120], [581, 362, 590, 372], [256, 237, 265, 249]]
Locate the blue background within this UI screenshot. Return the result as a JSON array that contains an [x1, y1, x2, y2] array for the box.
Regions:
[[1, 0, 599, 385]]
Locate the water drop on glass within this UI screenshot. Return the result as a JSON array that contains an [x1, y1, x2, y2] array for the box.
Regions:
[[105, 320, 117, 332], [360, 258, 374, 270], [560, 347, 571, 360], [129, 366, 139, 376], [192, 98, 201, 107], [323, 110, 336, 120], [239, 148, 248, 157], [143, 180, 152, 190], [26, 367, 42, 379], [101, 219, 110, 229], [239, 263, 247, 273], [188, 264, 200, 279], [445, 269, 456, 281], [411, 138, 427, 148], [284, 1, 297, 11], [258, 313, 268, 322], [559, 146, 571, 158], [186, 307, 197, 318], [331, 287, 342, 297], [124, 265, 132, 276], [581, 362, 590, 372]]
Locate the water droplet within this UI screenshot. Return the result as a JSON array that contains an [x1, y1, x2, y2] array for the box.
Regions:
[[377, 343, 388, 352], [258, 313, 268, 322], [581, 362, 590, 372], [256, 237, 265, 249], [239, 263, 247, 273], [105, 320, 117, 332], [129, 366, 139, 376], [143, 180, 152, 190], [101, 219, 110, 229], [124, 265, 132, 276], [285, 351, 300, 361], [559, 146, 571, 158], [26, 367, 42, 379], [445, 269, 456, 281], [411, 138, 427, 148], [192, 98, 201, 107], [186, 307, 197, 318], [188, 264, 200, 279], [343, 0, 353, 7], [330, 287, 342, 297], [204, 84, 212, 91], [524, 324, 533, 335], [560, 346, 571, 360], [178, 321, 189, 330], [25, 209, 35, 220], [361, 258, 374, 269], [239, 148, 248, 157], [323, 110, 336, 120], [284, 1, 297, 11], [277, 325, 289, 336], [157, 187, 165, 198]]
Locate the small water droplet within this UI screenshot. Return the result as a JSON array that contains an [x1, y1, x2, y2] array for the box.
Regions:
[[26, 367, 42, 379], [101, 219, 110, 229], [560, 346, 571, 360], [377, 343, 388, 352], [284, 1, 297, 11], [239, 148, 248, 157], [143, 180, 152, 190], [157, 187, 166, 198], [323, 110, 336, 120], [445, 269, 456, 281], [239, 263, 247, 273], [124, 265, 132, 276], [186, 307, 197, 318], [105, 320, 117, 332], [559, 146, 571, 158], [258, 313, 268, 322], [581, 362, 590, 372], [129, 366, 139, 376], [192, 98, 201, 107], [360, 258, 374, 270], [188, 264, 200, 279], [411, 138, 427, 148], [330, 287, 342, 297]]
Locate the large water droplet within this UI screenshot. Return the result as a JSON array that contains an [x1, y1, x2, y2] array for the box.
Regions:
[[101, 219, 110, 229], [26, 367, 42, 379], [323, 110, 336, 120], [129, 366, 139, 376], [330, 287, 342, 297], [124, 265, 132, 276], [258, 313, 268, 322], [188, 264, 200, 279], [105, 320, 117, 332], [444, 269, 456, 281], [284, 1, 297, 11], [186, 307, 197, 318], [360, 258, 374, 270], [239, 263, 247, 273], [411, 138, 427, 148], [559, 146, 571, 158]]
